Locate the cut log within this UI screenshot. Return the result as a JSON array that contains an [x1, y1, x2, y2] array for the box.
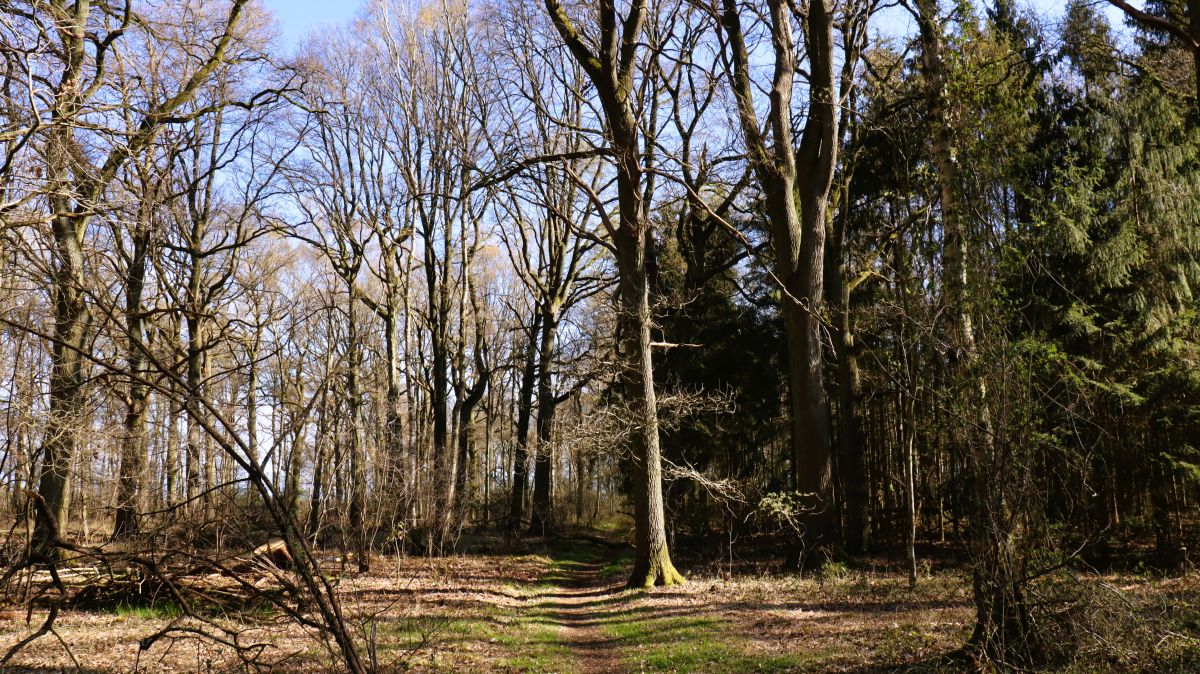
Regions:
[[250, 538, 293, 569]]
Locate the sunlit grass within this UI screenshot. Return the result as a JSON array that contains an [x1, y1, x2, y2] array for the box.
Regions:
[[112, 600, 183, 620], [602, 613, 811, 672]]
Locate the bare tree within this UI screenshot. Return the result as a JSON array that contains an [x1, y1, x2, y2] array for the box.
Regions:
[[709, 0, 843, 560], [493, 8, 609, 534], [1, 0, 256, 557], [542, 0, 685, 587]]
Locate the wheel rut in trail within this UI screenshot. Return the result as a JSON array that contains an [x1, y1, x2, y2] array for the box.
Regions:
[[526, 545, 630, 674]]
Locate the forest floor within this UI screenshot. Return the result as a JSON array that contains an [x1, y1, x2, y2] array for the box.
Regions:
[[1, 535, 1198, 673]]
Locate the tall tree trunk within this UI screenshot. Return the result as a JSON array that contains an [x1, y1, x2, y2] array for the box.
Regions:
[[544, 0, 682, 588], [509, 314, 541, 531], [618, 231, 683, 587], [246, 338, 259, 465], [284, 373, 308, 526], [1152, 457, 1181, 567], [832, 271, 867, 553], [307, 384, 329, 540], [185, 313, 204, 518], [483, 382, 494, 525], [383, 306, 407, 524], [203, 345, 217, 521], [793, 0, 839, 561], [34, 20, 91, 552], [35, 211, 87, 554], [720, 0, 839, 562], [165, 331, 181, 509], [529, 305, 558, 535], [346, 291, 369, 572], [455, 374, 488, 525], [425, 231, 453, 551], [828, 90, 868, 554], [114, 228, 150, 538], [575, 451, 586, 524], [904, 400, 918, 589], [286, 421, 306, 526]]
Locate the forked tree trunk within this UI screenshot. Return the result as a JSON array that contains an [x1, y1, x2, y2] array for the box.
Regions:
[[719, 0, 839, 563], [456, 370, 488, 524]]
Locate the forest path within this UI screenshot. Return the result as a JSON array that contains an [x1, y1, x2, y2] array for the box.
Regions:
[[524, 538, 631, 674]]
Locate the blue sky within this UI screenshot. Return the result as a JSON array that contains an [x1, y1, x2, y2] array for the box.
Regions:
[[260, 0, 1129, 50], [262, 0, 359, 49]]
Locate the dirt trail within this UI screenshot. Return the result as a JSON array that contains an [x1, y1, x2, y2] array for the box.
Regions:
[[526, 548, 628, 674]]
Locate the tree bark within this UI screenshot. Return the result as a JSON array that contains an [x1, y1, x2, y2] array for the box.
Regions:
[[529, 304, 559, 535], [543, 0, 684, 587], [113, 224, 150, 539], [510, 314, 541, 531], [719, 0, 839, 561]]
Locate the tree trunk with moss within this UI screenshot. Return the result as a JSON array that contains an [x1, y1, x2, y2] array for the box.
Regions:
[[543, 0, 683, 587], [619, 234, 684, 587]]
